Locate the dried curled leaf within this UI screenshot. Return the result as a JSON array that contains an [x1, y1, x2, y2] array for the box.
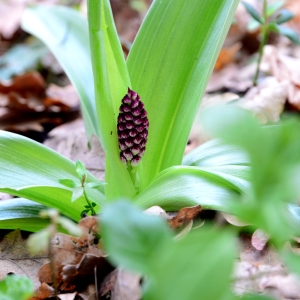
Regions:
[[168, 205, 202, 230]]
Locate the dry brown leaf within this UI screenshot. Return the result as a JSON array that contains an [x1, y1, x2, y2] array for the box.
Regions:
[[251, 229, 269, 251], [44, 119, 106, 179], [285, 0, 300, 35], [0, 72, 45, 96], [100, 269, 118, 297], [222, 213, 249, 227], [261, 45, 300, 110], [207, 63, 256, 93], [239, 234, 280, 266], [0, 0, 27, 40], [214, 43, 242, 71], [111, 269, 141, 300], [76, 216, 100, 247], [233, 233, 286, 297], [62, 253, 111, 285], [168, 205, 202, 230], [0, 230, 47, 288], [259, 274, 300, 299], [239, 76, 288, 123], [31, 282, 55, 300], [45, 84, 80, 112], [36, 216, 110, 296], [144, 206, 169, 219]]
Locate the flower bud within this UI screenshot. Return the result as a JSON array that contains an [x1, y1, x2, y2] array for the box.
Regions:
[[117, 88, 149, 166]]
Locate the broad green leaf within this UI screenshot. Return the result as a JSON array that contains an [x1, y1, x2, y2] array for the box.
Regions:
[[101, 201, 236, 300], [0, 198, 49, 232], [87, 0, 135, 199], [21, 5, 98, 140], [0, 131, 105, 222], [241, 295, 274, 300], [183, 138, 250, 167], [201, 105, 300, 245], [0, 275, 34, 300], [275, 9, 295, 25], [101, 200, 172, 274], [242, 1, 263, 23], [59, 179, 78, 189], [144, 228, 236, 300], [127, 0, 239, 190], [134, 166, 241, 212]]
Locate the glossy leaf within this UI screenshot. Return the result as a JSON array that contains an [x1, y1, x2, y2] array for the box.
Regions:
[[59, 179, 78, 189], [101, 200, 172, 274], [0, 198, 49, 232], [144, 227, 236, 300], [101, 201, 236, 300], [0, 131, 105, 221], [21, 5, 98, 140], [127, 0, 239, 190], [88, 0, 135, 199], [183, 138, 250, 167], [134, 166, 241, 212], [201, 105, 300, 245]]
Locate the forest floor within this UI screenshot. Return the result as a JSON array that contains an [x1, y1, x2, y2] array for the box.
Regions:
[[1, 0, 300, 299]]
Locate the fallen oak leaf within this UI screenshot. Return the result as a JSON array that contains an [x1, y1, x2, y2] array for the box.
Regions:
[[100, 268, 141, 300], [168, 205, 202, 230], [0, 72, 45, 96], [251, 229, 269, 251], [111, 269, 141, 300], [62, 253, 112, 285], [238, 76, 288, 123], [100, 269, 118, 297], [214, 43, 242, 71], [0, 229, 47, 288]]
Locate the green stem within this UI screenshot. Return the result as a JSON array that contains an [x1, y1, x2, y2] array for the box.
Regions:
[[83, 188, 96, 215], [127, 162, 139, 192], [253, 0, 268, 86]]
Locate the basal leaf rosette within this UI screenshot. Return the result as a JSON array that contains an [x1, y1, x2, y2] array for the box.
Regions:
[[117, 88, 149, 167]]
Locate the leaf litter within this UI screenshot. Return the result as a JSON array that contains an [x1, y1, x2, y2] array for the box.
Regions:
[[2, 0, 300, 299]]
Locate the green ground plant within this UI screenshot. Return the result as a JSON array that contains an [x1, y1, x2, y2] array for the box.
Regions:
[[242, 0, 300, 85], [0, 2, 300, 298], [0, 0, 246, 231]]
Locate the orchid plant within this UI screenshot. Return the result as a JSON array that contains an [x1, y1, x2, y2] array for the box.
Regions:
[[0, 0, 248, 232]]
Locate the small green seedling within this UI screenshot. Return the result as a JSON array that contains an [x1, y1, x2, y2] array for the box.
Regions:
[[0, 0, 246, 230], [59, 160, 101, 216], [242, 0, 300, 85]]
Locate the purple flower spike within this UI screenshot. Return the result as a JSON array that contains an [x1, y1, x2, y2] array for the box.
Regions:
[[117, 88, 149, 166]]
